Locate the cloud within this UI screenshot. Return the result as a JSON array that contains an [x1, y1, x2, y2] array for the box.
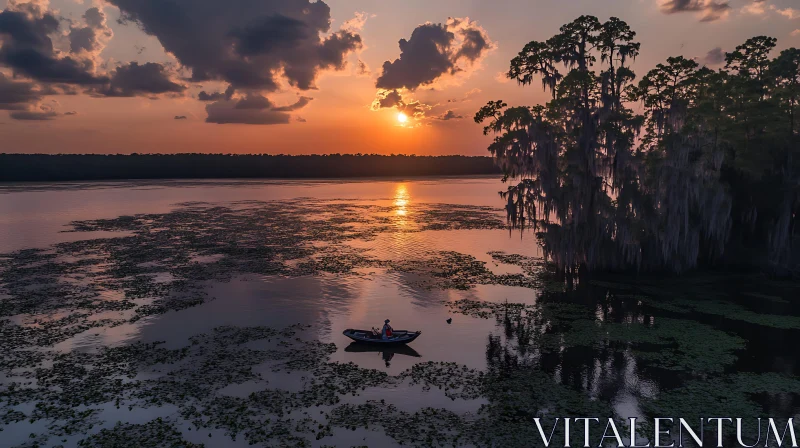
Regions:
[[341, 11, 373, 32], [772, 6, 800, 19], [96, 62, 186, 97], [792, 29, 800, 36], [174, 115, 187, 119], [356, 59, 371, 76], [375, 17, 493, 91], [437, 109, 463, 120], [9, 101, 57, 120], [494, 71, 510, 83], [373, 89, 403, 109], [206, 100, 290, 125], [68, 7, 113, 56], [702, 47, 725, 65], [271, 96, 312, 111], [10, 109, 57, 120], [109, 0, 363, 92], [205, 92, 311, 124], [198, 85, 235, 102], [0, 72, 42, 110], [0, 2, 108, 85], [371, 17, 492, 121], [658, 0, 731, 22], [64, 110, 77, 115], [741, 0, 767, 15], [371, 89, 429, 118], [234, 94, 273, 110]]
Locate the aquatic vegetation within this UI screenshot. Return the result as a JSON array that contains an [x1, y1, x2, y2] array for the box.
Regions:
[[641, 373, 800, 438], [0, 200, 511, 358], [1, 198, 799, 446], [0, 321, 617, 447], [328, 402, 470, 447], [641, 296, 800, 330], [403, 361, 484, 400], [389, 251, 550, 291], [445, 298, 745, 373], [591, 277, 800, 329], [77, 418, 204, 447]]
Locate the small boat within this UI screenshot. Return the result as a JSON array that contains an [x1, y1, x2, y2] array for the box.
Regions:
[[342, 328, 421, 345]]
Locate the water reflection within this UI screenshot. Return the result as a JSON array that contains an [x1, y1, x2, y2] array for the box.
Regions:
[[344, 342, 422, 368], [394, 183, 409, 218], [1, 179, 799, 447]]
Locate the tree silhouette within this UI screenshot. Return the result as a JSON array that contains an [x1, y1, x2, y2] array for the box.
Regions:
[[477, 16, 799, 275]]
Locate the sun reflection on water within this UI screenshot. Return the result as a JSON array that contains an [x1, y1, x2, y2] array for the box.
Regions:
[[394, 184, 409, 218]]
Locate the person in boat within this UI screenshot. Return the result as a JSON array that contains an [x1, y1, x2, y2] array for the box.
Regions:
[[381, 319, 393, 340]]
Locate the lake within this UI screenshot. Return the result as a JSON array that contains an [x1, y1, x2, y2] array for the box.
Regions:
[[1, 177, 798, 447]]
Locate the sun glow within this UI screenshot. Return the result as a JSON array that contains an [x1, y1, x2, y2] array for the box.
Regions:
[[397, 112, 408, 124]]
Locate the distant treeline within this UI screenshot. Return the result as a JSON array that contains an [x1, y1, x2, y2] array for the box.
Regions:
[[0, 154, 502, 182]]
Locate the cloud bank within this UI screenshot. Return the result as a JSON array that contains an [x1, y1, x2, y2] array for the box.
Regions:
[[1, 0, 360, 123], [108, 0, 363, 92]]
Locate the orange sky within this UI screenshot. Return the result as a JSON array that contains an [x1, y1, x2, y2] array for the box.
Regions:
[[2, 0, 800, 155]]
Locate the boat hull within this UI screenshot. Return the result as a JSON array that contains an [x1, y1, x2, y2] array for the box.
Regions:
[[342, 329, 421, 345]]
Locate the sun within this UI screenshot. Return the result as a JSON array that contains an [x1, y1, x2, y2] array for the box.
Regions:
[[396, 112, 408, 124]]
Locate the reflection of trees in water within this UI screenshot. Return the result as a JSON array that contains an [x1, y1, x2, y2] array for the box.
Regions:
[[474, 278, 800, 446], [470, 286, 669, 446], [484, 286, 667, 409]]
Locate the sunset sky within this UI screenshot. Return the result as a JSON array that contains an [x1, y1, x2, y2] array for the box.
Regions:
[[2, 0, 799, 155]]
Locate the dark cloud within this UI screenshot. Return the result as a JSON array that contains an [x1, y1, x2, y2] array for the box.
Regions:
[[373, 89, 403, 109], [437, 110, 463, 120], [659, 0, 731, 22], [702, 47, 725, 65], [68, 7, 112, 54], [0, 4, 108, 85], [206, 100, 290, 125], [198, 85, 235, 102], [0, 72, 41, 110], [235, 94, 273, 109], [452, 27, 489, 62], [375, 17, 493, 91], [39, 83, 81, 96], [230, 15, 309, 57], [376, 23, 453, 91], [83, 7, 105, 29], [371, 89, 428, 118], [108, 0, 363, 91], [10, 109, 56, 120], [9, 102, 57, 120], [205, 92, 311, 124], [174, 115, 187, 119], [64, 111, 78, 115], [272, 96, 312, 112], [69, 27, 96, 53], [371, 17, 491, 121], [97, 62, 186, 97], [317, 30, 362, 70]]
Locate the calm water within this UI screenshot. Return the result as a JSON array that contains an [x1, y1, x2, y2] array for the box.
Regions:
[[0, 177, 798, 447]]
